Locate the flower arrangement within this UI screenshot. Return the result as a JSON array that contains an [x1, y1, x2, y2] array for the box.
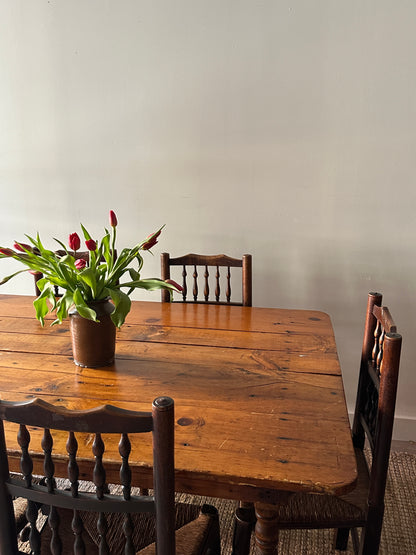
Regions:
[[0, 210, 181, 327]]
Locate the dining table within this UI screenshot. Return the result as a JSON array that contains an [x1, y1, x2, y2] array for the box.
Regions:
[[0, 294, 357, 554]]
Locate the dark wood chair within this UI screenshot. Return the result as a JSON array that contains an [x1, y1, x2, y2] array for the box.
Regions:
[[160, 253, 252, 306], [0, 396, 221, 555], [233, 291, 402, 555]]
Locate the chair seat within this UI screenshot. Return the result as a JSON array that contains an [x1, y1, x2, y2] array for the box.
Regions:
[[138, 505, 220, 555], [81, 502, 218, 555], [39, 509, 99, 553], [13, 498, 28, 533], [266, 448, 369, 529]]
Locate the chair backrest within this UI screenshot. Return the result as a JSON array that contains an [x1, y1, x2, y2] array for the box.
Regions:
[[161, 252, 252, 306], [352, 292, 402, 520], [0, 396, 176, 555]]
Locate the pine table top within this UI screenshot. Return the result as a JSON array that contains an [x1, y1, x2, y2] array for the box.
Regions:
[[0, 294, 357, 503]]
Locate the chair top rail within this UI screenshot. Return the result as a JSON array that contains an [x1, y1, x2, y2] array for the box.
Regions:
[[0, 397, 154, 434], [372, 304, 397, 333], [166, 253, 249, 267]]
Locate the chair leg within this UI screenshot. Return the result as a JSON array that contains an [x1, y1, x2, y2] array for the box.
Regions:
[[334, 528, 350, 550], [351, 528, 360, 554], [201, 504, 221, 555], [232, 503, 256, 555], [359, 505, 384, 555]]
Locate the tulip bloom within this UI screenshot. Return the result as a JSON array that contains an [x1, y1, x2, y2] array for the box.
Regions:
[[14, 242, 32, 253], [109, 210, 118, 227], [75, 258, 87, 270], [85, 239, 97, 251], [69, 233, 81, 251], [0, 248, 15, 256], [165, 279, 183, 292], [142, 230, 162, 251]]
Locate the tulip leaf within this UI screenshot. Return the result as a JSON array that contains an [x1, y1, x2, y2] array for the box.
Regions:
[[52, 292, 74, 325], [73, 288, 98, 321], [120, 278, 170, 291], [57, 254, 74, 267], [53, 238, 69, 253], [33, 285, 55, 326], [78, 267, 97, 297], [0, 269, 29, 285], [80, 223, 92, 241], [107, 288, 131, 328], [128, 268, 141, 281]]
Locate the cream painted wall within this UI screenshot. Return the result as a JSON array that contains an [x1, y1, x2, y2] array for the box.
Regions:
[[1, 1, 415, 439]]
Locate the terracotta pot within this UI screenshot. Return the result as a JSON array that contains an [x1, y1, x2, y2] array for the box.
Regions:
[[69, 299, 116, 368]]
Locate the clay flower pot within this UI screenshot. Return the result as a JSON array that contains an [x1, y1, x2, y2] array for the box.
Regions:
[[69, 299, 116, 368]]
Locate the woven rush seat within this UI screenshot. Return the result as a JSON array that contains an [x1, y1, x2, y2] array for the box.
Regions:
[[261, 448, 369, 529], [137, 505, 220, 555], [81, 502, 218, 554], [13, 497, 28, 534]]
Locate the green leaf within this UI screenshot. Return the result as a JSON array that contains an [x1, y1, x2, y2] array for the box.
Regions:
[[57, 254, 75, 268], [120, 278, 172, 291], [53, 238, 69, 253], [33, 285, 55, 326], [128, 268, 141, 281], [52, 291, 74, 325], [107, 288, 131, 328], [100, 232, 111, 264], [73, 288, 98, 321], [0, 269, 29, 285], [78, 267, 97, 297], [135, 253, 144, 273], [80, 223, 92, 241], [56, 263, 76, 289]]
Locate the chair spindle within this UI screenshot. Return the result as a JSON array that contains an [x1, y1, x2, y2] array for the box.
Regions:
[[204, 266, 209, 301], [193, 265, 198, 301], [215, 267, 220, 301], [181, 265, 187, 302], [66, 431, 79, 497], [226, 266, 231, 302]]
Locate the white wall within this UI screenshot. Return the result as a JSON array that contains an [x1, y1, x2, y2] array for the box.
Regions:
[[1, 1, 415, 439]]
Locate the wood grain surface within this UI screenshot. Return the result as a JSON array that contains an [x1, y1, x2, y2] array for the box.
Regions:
[[0, 294, 356, 504]]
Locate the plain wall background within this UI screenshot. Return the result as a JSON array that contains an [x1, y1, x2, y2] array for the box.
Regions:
[[1, 1, 415, 439]]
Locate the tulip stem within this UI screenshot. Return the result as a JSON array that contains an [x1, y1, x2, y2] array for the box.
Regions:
[[110, 226, 116, 274]]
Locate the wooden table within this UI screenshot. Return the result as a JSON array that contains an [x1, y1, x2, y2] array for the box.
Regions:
[[0, 294, 356, 554]]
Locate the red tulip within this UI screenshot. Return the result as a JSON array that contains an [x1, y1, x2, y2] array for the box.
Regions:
[[165, 279, 183, 292], [109, 210, 118, 227], [142, 229, 162, 251], [75, 259, 87, 270], [0, 248, 15, 256], [14, 242, 33, 253], [85, 239, 97, 251], [69, 233, 81, 251]]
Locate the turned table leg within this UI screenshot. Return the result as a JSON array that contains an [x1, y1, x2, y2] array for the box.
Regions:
[[254, 495, 292, 555]]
